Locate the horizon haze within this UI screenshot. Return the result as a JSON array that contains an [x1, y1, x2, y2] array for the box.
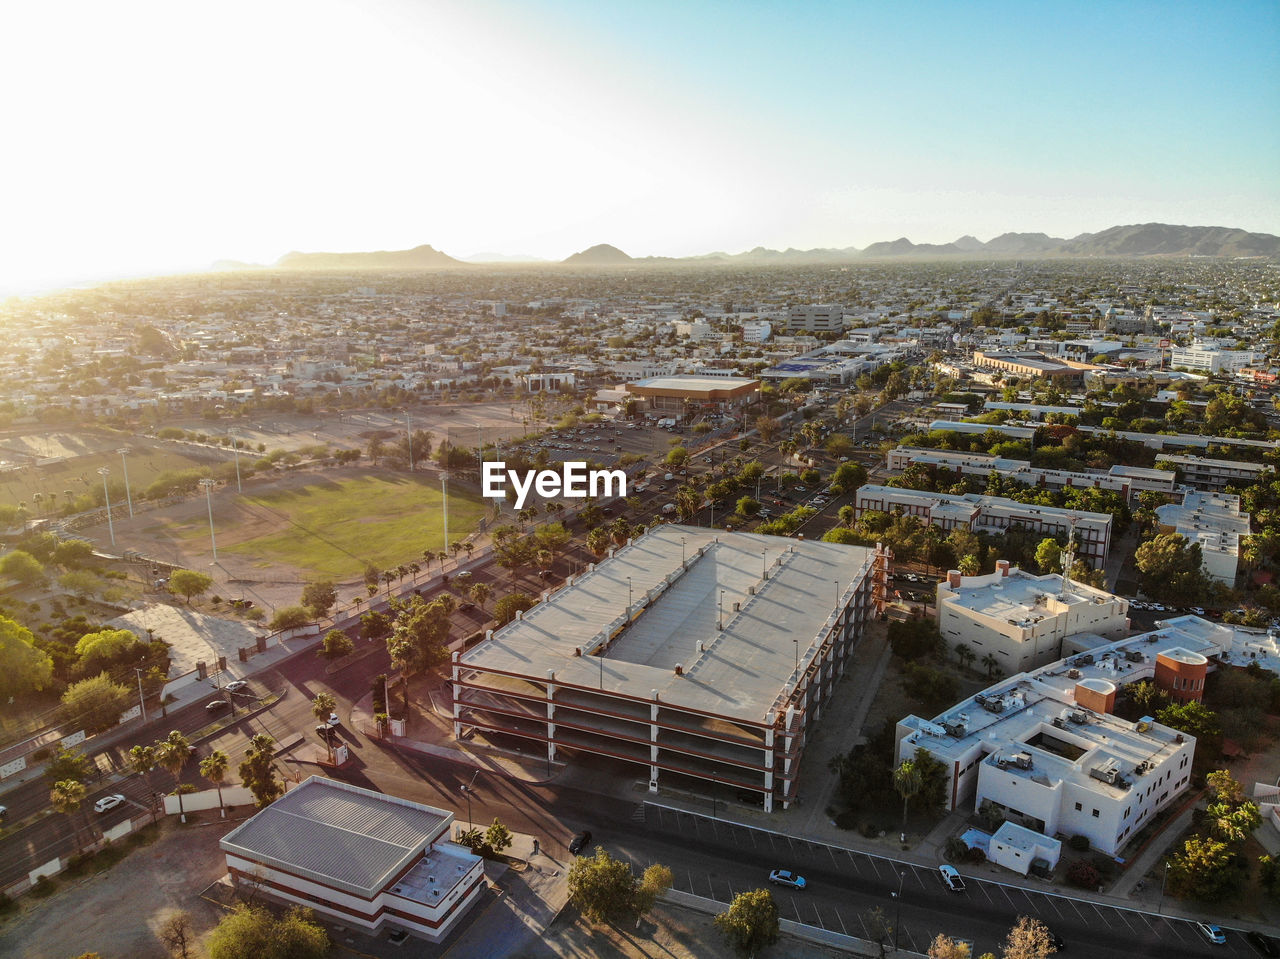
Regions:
[[2, 0, 1277, 295]]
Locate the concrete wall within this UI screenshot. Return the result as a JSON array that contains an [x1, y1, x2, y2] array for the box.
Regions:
[[164, 785, 257, 815]]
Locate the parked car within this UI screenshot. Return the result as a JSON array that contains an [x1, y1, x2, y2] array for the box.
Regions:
[[769, 869, 806, 890], [205, 699, 230, 714], [1248, 931, 1278, 957], [538, 569, 555, 580], [225, 680, 248, 693], [569, 830, 592, 855], [315, 724, 337, 743], [938, 864, 966, 892], [93, 794, 127, 814], [1196, 923, 1226, 945], [328, 712, 341, 727]]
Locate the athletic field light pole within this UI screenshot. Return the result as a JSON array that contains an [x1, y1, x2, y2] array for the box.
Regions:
[[98, 467, 115, 547], [200, 478, 218, 561], [230, 429, 242, 493], [441, 472, 449, 558], [117, 448, 134, 517]]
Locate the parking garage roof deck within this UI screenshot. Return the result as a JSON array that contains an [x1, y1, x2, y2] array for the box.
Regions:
[[459, 525, 873, 724]]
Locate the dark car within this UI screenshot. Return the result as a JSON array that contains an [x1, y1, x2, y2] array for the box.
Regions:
[[315, 724, 337, 743], [538, 569, 555, 580], [1249, 932, 1279, 958], [569, 830, 592, 855]]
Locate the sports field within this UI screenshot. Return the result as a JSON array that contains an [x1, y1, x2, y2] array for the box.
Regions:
[[154, 472, 488, 582]]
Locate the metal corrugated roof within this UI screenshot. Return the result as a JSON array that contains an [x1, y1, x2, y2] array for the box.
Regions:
[[220, 777, 450, 897]]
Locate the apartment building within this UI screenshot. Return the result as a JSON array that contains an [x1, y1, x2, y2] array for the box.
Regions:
[[1155, 490, 1250, 585], [785, 305, 846, 333], [886, 447, 1175, 501], [1154, 453, 1269, 491], [854, 485, 1113, 566], [935, 562, 1130, 672], [896, 627, 1204, 855], [452, 525, 887, 811]]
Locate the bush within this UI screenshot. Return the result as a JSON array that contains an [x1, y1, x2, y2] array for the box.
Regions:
[[31, 875, 56, 898], [268, 605, 312, 631], [1068, 834, 1090, 851], [834, 810, 859, 830], [1066, 860, 1101, 889], [944, 837, 970, 861], [966, 846, 987, 863]]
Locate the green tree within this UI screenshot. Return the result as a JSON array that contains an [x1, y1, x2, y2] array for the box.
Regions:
[[168, 569, 214, 604], [666, 446, 689, 467], [318, 630, 354, 662], [238, 734, 283, 808], [386, 596, 454, 707], [268, 605, 312, 631], [1166, 835, 1245, 902], [822, 527, 861, 545], [50, 778, 90, 855], [1034, 538, 1062, 574], [567, 847, 667, 924], [128, 744, 159, 818], [893, 755, 923, 835], [1155, 699, 1221, 745], [200, 750, 230, 818], [494, 592, 536, 626], [1134, 532, 1209, 604], [300, 581, 338, 618], [0, 614, 54, 700], [469, 580, 492, 611], [206, 903, 329, 959], [0, 549, 45, 585], [312, 692, 337, 760], [359, 609, 392, 641], [73, 627, 146, 678], [156, 730, 193, 821], [53, 538, 96, 568], [714, 888, 780, 957], [755, 416, 781, 442], [44, 744, 94, 784], [61, 673, 131, 732]]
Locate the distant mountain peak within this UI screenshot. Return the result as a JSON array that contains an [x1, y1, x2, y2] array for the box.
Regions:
[[275, 244, 463, 270], [563, 243, 632, 265]]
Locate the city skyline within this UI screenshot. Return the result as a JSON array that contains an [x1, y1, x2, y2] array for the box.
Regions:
[[3, 0, 1277, 295]]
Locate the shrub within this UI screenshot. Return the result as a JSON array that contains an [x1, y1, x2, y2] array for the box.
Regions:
[[944, 837, 970, 861], [1068, 834, 1090, 851], [1066, 860, 1101, 889], [966, 846, 987, 863], [834, 810, 858, 830], [31, 875, 56, 898]]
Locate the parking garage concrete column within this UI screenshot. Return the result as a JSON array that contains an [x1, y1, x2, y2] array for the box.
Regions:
[[451, 651, 463, 739], [546, 670, 558, 763], [649, 692, 661, 792]]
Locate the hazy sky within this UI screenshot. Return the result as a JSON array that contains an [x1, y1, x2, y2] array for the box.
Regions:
[[3, 0, 1278, 293]]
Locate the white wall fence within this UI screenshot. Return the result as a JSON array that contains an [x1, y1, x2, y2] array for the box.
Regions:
[[163, 784, 257, 815]]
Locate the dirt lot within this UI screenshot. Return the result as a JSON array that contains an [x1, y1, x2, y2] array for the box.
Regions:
[[0, 816, 237, 959]]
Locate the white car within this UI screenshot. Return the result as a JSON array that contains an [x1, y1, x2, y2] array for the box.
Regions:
[[1196, 922, 1226, 945], [328, 712, 341, 727], [938, 864, 966, 892], [225, 680, 248, 693], [769, 869, 807, 889], [93, 794, 127, 814]]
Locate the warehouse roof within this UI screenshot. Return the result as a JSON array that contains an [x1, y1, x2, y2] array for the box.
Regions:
[[220, 777, 452, 898]]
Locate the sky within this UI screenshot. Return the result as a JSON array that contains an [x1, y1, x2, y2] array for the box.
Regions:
[[2, 0, 1278, 294]]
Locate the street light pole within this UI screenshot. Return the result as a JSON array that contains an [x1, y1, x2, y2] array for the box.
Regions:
[[406, 414, 414, 472], [892, 870, 905, 951], [627, 577, 633, 609], [442, 473, 449, 555], [98, 467, 115, 547], [200, 478, 218, 560], [462, 770, 480, 831], [134, 667, 147, 723], [118, 449, 134, 517], [230, 431, 242, 493]]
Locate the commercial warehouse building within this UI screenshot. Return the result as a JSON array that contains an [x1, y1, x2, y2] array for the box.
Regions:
[[624, 374, 759, 417], [220, 777, 484, 942], [452, 525, 889, 811]]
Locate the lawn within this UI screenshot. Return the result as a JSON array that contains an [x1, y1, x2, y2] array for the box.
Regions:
[[222, 473, 488, 580]]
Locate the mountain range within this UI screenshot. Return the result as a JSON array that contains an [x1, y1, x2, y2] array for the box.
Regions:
[[259, 224, 1280, 271]]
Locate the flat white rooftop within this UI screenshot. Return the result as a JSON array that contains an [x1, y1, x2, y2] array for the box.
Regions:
[[941, 571, 1119, 626], [460, 525, 873, 722], [628, 375, 757, 392]]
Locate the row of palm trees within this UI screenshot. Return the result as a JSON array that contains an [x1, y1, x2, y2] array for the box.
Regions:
[[50, 730, 233, 858], [954, 642, 1001, 679]]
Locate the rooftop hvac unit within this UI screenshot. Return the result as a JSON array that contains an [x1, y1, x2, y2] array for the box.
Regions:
[[1136, 716, 1153, 732], [1089, 759, 1121, 785], [1125, 650, 1144, 663], [943, 721, 968, 738], [1066, 668, 1081, 679], [1068, 710, 1088, 724]]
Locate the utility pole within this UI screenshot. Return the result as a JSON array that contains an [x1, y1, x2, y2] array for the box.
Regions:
[[118, 449, 134, 517], [200, 478, 218, 560], [134, 667, 147, 723]]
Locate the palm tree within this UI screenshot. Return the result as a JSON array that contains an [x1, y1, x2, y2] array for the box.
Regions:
[[381, 569, 396, 596], [409, 562, 421, 583], [51, 779, 90, 854], [156, 730, 193, 822], [892, 758, 923, 838], [199, 750, 230, 818], [32, 491, 43, 516], [464, 541, 474, 559], [470, 581, 492, 612], [312, 692, 337, 762], [981, 653, 999, 679], [128, 744, 159, 822], [422, 550, 435, 576]]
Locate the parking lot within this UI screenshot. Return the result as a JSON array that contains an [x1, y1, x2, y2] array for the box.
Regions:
[[639, 804, 1257, 958]]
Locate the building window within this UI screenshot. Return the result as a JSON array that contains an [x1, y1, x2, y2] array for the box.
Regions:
[[1074, 802, 1082, 812], [1092, 809, 1100, 818]]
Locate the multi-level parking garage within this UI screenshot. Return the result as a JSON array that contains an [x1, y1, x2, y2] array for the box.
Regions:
[[451, 525, 889, 810]]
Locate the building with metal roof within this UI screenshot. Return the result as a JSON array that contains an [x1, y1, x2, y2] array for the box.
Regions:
[[219, 776, 483, 942], [452, 525, 888, 812]]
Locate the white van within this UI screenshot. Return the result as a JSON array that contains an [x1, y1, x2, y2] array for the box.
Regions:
[[662, 503, 677, 514]]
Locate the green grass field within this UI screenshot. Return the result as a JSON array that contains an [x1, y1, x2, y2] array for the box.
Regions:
[[222, 474, 488, 581], [0, 440, 228, 509]]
